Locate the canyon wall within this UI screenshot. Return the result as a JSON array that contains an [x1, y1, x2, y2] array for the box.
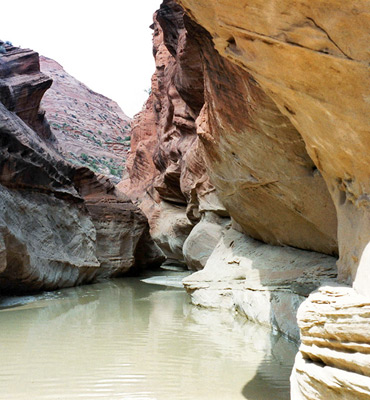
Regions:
[[120, 2, 228, 268], [126, 1, 370, 397], [125, 0, 340, 337], [172, 1, 370, 398], [40, 56, 131, 181], [177, 0, 370, 295], [0, 44, 163, 293]]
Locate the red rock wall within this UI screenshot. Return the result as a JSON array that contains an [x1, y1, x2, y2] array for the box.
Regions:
[[120, 1, 225, 264], [124, 0, 338, 266]]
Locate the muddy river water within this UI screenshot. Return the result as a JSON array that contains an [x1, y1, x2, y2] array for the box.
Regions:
[[0, 272, 297, 399]]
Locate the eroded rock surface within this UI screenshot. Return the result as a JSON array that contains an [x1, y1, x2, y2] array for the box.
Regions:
[[0, 45, 162, 293], [40, 56, 131, 181], [291, 286, 370, 399], [177, 0, 370, 293], [183, 228, 337, 341]]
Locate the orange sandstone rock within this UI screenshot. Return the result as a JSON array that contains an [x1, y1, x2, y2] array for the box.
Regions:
[[177, 0, 370, 293]]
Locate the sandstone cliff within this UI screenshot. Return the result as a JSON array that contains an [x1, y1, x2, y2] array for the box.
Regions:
[[120, 2, 227, 267], [177, 0, 370, 295], [126, 1, 370, 397], [124, 0, 340, 323], [40, 56, 131, 182], [0, 43, 163, 294]]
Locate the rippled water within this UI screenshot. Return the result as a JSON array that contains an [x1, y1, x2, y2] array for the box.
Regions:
[[0, 273, 297, 400]]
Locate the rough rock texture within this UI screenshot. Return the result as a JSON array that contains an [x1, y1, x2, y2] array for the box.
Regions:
[[120, 2, 225, 264], [183, 212, 230, 271], [0, 44, 53, 140], [183, 228, 337, 341], [0, 45, 162, 294], [124, 0, 341, 269], [291, 286, 370, 399], [176, 0, 370, 293], [40, 56, 131, 181]]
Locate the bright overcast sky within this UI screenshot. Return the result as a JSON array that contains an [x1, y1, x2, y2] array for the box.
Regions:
[[2, 0, 162, 117]]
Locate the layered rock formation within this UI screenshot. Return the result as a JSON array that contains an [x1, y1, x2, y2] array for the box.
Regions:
[[177, 0, 370, 295], [40, 56, 131, 181], [0, 44, 162, 294], [124, 0, 340, 333], [291, 286, 370, 399], [120, 2, 228, 266], [126, 2, 370, 397]]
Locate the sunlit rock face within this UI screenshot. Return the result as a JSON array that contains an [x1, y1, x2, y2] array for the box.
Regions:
[[177, 0, 370, 294], [189, 16, 338, 256], [0, 45, 162, 293]]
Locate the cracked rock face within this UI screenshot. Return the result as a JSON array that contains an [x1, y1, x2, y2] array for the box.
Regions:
[[177, 0, 370, 293]]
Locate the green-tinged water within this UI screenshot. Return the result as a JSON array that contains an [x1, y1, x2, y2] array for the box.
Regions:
[[0, 273, 296, 400]]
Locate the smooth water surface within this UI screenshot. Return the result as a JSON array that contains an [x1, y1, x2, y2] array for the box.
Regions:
[[0, 273, 297, 400]]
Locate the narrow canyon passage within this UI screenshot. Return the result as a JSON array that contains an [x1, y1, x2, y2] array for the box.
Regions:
[[0, 272, 296, 400]]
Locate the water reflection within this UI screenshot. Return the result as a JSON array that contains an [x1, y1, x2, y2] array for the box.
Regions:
[[0, 275, 296, 399]]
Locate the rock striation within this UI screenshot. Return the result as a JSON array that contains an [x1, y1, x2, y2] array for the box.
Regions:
[[291, 286, 370, 399], [120, 1, 227, 265], [40, 56, 131, 181], [177, 0, 370, 295], [126, 2, 370, 397], [0, 44, 163, 294]]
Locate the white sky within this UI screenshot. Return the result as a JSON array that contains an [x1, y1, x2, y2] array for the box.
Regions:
[[2, 0, 163, 117]]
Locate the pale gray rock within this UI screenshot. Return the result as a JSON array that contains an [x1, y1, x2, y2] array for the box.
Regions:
[[183, 211, 230, 271], [183, 228, 338, 340]]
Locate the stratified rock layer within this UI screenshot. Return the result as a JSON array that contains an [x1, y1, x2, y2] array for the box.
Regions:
[[177, 0, 370, 293], [0, 45, 162, 293], [40, 56, 131, 181], [291, 286, 370, 399]]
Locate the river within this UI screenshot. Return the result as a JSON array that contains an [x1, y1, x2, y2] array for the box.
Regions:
[[0, 271, 297, 399]]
